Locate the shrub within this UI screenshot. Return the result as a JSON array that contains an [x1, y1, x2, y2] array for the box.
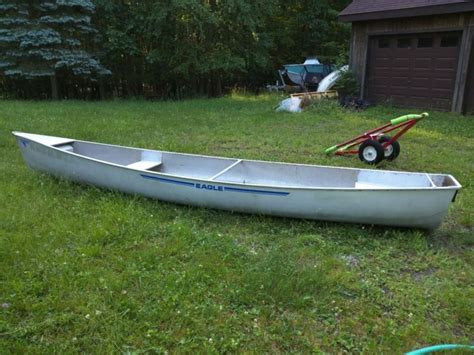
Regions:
[[334, 69, 359, 97]]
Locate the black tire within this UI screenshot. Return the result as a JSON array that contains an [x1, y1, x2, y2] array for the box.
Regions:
[[358, 140, 385, 165], [378, 135, 400, 161]]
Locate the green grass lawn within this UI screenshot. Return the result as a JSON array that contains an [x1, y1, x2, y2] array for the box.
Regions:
[[0, 95, 473, 353]]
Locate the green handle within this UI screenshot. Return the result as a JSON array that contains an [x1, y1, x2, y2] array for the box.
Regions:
[[325, 145, 339, 154], [390, 112, 428, 125]]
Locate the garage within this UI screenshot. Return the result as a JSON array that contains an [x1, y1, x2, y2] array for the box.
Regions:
[[339, 0, 474, 114], [463, 40, 474, 114], [366, 32, 461, 110]]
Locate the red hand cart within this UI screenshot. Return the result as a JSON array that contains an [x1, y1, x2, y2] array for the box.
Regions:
[[324, 112, 428, 164]]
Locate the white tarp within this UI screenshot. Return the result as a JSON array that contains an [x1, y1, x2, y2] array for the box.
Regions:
[[303, 57, 320, 65], [275, 97, 302, 113]]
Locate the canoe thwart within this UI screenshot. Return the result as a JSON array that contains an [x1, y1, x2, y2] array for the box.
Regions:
[[210, 160, 243, 180]]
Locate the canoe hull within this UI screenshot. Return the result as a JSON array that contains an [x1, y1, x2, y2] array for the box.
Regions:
[[15, 136, 458, 229]]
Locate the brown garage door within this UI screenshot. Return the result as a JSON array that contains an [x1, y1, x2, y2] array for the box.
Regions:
[[366, 32, 461, 110]]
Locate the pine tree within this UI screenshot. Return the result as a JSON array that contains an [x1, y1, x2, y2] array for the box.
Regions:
[[0, 0, 110, 99]]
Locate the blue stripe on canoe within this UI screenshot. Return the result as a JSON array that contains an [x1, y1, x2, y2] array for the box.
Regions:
[[140, 174, 195, 187], [140, 174, 289, 196], [224, 186, 289, 196]]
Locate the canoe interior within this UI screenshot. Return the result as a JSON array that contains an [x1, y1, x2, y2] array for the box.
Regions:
[[52, 140, 459, 190]]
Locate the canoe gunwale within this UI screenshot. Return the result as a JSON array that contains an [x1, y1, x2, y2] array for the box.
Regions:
[[12, 131, 462, 192]]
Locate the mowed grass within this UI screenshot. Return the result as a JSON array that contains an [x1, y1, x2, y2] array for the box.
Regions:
[[0, 95, 473, 353]]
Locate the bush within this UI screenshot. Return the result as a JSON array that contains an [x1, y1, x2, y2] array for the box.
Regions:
[[334, 69, 359, 97]]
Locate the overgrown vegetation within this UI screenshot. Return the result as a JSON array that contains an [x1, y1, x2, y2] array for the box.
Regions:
[[0, 0, 351, 99], [0, 96, 472, 352], [333, 68, 359, 97]]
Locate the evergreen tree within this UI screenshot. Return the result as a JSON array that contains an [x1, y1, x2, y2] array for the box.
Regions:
[[0, 0, 110, 99]]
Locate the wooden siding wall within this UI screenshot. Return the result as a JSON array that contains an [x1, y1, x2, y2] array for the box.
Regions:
[[349, 12, 474, 112]]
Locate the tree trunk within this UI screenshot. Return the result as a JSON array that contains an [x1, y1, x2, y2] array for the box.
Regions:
[[215, 75, 222, 96], [199, 79, 205, 96], [175, 79, 180, 100], [191, 78, 197, 97], [67, 79, 74, 99], [99, 78, 105, 100], [206, 78, 212, 97], [50, 75, 59, 100]]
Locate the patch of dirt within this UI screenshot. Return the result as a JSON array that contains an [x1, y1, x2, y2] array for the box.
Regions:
[[410, 268, 436, 281], [427, 230, 473, 254], [339, 254, 360, 268]]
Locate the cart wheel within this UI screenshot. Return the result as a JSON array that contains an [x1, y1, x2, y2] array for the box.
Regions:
[[359, 140, 385, 164], [378, 135, 400, 161]]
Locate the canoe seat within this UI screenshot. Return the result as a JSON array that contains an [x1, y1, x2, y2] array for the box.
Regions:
[[355, 181, 390, 189], [126, 160, 162, 171], [57, 144, 74, 153]]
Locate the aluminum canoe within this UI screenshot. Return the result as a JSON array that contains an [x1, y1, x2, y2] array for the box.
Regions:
[[13, 132, 461, 229]]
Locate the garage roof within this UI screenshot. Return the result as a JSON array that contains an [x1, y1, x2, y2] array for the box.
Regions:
[[339, 0, 474, 22]]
